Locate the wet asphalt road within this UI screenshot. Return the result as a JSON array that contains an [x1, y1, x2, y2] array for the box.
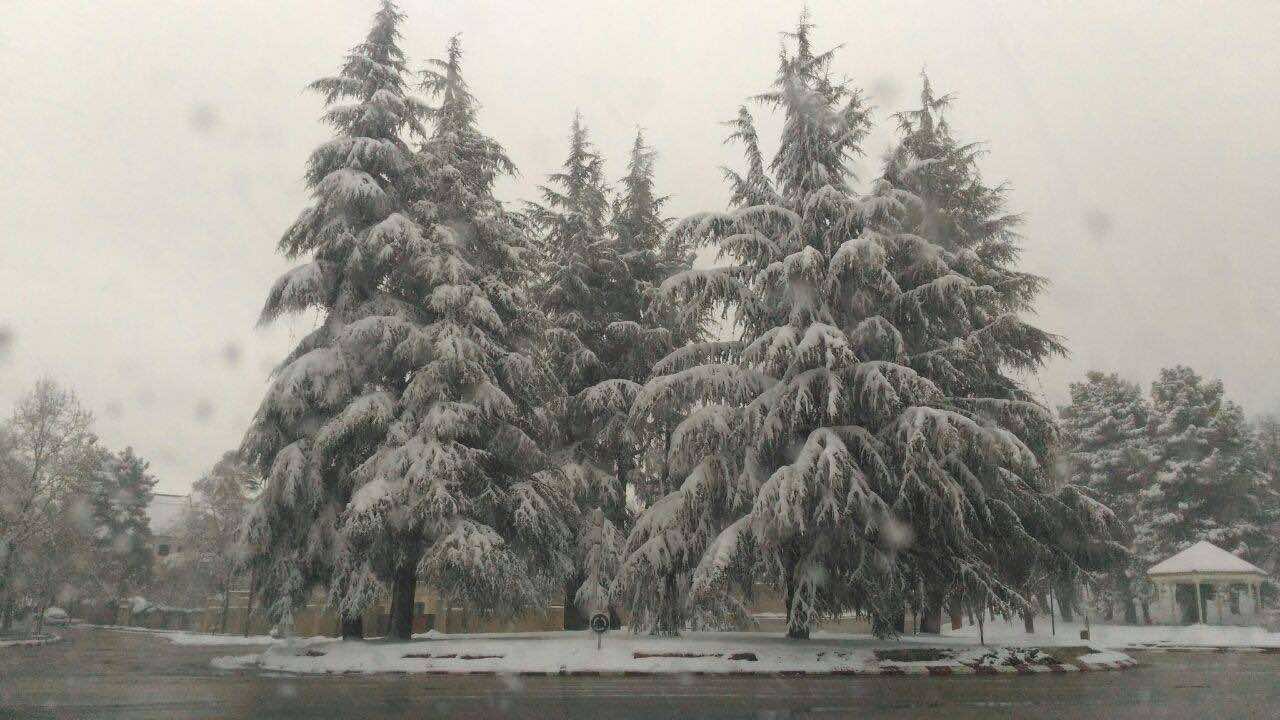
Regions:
[[2, 627, 1277, 719]]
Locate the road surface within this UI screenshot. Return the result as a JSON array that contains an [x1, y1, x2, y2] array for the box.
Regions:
[[1, 627, 1276, 719]]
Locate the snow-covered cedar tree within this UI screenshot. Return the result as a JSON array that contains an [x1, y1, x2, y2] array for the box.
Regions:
[[1138, 367, 1276, 574], [617, 17, 1120, 640], [90, 447, 157, 599], [1059, 371, 1155, 622], [525, 115, 628, 628], [240, 0, 431, 639], [330, 34, 575, 640], [870, 72, 1123, 635]]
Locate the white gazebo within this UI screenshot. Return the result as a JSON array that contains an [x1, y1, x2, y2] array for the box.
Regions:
[[1146, 541, 1268, 626]]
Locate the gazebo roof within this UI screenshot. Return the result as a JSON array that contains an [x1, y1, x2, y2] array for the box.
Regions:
[[1147, 541, 1267, 578]]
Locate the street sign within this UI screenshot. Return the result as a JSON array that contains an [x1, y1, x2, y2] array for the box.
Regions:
[[590, 612, 609, 649]]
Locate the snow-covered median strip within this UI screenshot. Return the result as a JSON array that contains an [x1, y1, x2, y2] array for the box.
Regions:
[[92, 625, 332, 647], [942, 619, 1280, 653], [212, 631, 1135, 676], [0, 633, 62, 648]]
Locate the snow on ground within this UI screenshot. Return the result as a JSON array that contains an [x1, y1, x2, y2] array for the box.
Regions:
[[93, 625, 333, 647], [0, 635, 58, 648], [940, 619, 1280, 649], [213, 629, 1126, 675]]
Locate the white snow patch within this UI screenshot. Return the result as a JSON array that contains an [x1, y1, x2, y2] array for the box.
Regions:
[[942, 619, 1280, 649]]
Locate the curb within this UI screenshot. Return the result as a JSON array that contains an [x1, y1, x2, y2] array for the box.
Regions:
[[1124, 645, 1280, 655], [288, 658, 1138, 678], [0, 634, 63, 649]]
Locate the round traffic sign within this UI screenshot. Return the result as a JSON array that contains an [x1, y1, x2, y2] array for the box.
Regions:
[[590, 612, 609, 634]]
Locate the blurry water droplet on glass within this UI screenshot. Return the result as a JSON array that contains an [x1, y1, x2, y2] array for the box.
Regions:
[[189, 104, 220, 134], [195, 399, 214, 422], [106, 400, 124, 418], [222, 342, 242, 367], [871, 76, 900, 107], [1084, 208, 1112, 240]]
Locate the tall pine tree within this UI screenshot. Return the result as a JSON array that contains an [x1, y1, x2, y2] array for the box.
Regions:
[[1139, 367, 1275, 571], [331, 34, 575, 640], [240, 0, 430, 639], [880, 74, 1121, 634], [90, 447, 157, 599], [1060, 371, 1154, 622], [618, 16, 1116, 639], [526, 115, 627, 628]]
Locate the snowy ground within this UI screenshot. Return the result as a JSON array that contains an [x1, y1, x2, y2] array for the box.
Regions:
[[939, 619, 1280, 649], [91, 625, 333, 647], [0, 634, 60, 648], [212, 629, 1134, 676]]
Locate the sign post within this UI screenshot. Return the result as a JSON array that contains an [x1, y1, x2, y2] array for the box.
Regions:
[[590, 612, 609, 650]]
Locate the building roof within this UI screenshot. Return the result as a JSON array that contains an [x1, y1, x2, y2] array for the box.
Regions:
[[146, 492, 190, 537], [1147, 541, 1267, 577]]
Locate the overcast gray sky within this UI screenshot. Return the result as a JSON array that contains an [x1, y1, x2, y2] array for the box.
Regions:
[[3, 0, 1278, 493]]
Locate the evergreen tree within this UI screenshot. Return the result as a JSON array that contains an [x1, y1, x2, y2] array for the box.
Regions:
[[526, 114, 626, 628], [240, 0, 430, 639], [90, 447, 157, 599], [617, 16, 1115, 639], [875, 73, 1120, 634], [1059, 371, 1155, 622], [332, 35, 574, 640], [1138, 367, 1275, 570]]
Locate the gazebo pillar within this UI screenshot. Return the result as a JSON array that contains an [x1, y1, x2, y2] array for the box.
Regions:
[[1194, 579, 1204, 624]]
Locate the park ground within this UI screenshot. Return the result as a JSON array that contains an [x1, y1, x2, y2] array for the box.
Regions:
[[3, 626, 1279, 719]]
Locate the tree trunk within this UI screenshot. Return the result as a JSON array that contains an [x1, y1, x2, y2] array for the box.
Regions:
[[1123, 595, 1138, 624], [783, 559, 809, 640], [891, 607, 906, 634], [562, 578, 586, 631], [1140, 600, 1151, 625], [0, 598, 12, 632], [1022, 610, 1035, 634], [243, 570, 255, 637], [784, 571, 809, 640], [1058, 584, 1075, 622], [390, 558, 417, 641], [950, 606, 963, 630], [341, 616, 363, 640], [919, 604, 943, 634], [219, 585, 230, 635]]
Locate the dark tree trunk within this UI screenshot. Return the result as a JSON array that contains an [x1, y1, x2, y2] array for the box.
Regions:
[[219, 584, 230, 634], [341, 616, 363, 640], [1022, 610, 1035, 634], [783, 558, 809, 640], [892, 607, 906, 634], [1140, 600, 1151, 625], [1123, 595, 1139, 625], [1058, 584, 1075, 622], [950, 606, 963, 630], [783, 572, 809, 639], [919, 604, 943, 634], [390, 558, 417, 641], [656, 571, 680, 636], [563, 578, 586, 631], [243, 571, 255, 637]]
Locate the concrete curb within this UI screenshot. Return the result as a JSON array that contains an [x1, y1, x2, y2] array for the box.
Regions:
[[0, 633, 63, 649], [1124, 645, 1280, 654], [294, 658, 1139, 678]]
